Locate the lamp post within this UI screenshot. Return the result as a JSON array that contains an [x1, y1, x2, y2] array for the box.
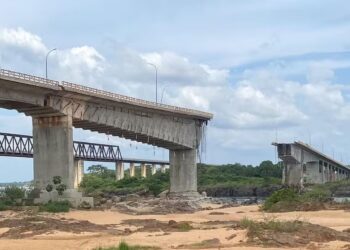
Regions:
[[147, 63, 158, 104], [46, 48, 57, 79]]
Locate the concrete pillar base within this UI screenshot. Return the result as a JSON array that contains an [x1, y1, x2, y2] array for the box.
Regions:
[[33, 116, 74, 189], [151, 164, 157, 175], [169, 149, 198, 194], [129, 163, 135, 177], [167, 191, 201, 200], [74, 160, 84, 188], [116, 162, 124, 180], [141, 163, 147, 178], [34, 189, 94, 208]]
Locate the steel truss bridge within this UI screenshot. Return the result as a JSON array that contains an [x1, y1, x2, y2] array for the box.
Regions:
[[0, 132, 168, 165]]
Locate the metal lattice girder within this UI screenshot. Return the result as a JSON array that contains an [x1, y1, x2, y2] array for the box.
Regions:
[[0, 132, 122, 162]]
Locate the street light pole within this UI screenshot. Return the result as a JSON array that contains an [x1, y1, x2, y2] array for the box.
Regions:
[[147, 63, 158, 104], [46, 48, 57, 79]]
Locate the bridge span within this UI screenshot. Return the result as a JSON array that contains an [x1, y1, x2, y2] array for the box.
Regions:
[[0, 69, 212, 196], [0, 132, 169, 187], [273, 141, 350, 187]]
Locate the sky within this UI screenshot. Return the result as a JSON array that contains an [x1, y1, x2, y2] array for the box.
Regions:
[[1, 0, 350, 182]]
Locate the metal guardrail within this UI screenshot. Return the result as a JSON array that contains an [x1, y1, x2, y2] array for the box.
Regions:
[[0, 69, 59, 87], [62, 81, 212, 118], [0, 68, 213, 119]]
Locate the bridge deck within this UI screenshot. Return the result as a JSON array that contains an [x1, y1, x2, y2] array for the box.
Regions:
[[0, 69, 212, 120]]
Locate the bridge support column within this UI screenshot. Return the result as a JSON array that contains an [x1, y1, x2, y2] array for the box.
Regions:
[[169, 149, 199, 198], [74, 160, 84, 188], [116, 161, 124, 180], [141, 163, 147, 178], [129, 163, 135, 177], [151, 164, 157, 175], [161, 165, 166, 173], [33, 116, 74, 189]]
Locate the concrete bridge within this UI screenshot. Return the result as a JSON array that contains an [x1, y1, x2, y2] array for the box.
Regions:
[[273, 141, 350, 187], [0, 69, 212, 197], [0, 132, 169, 187]]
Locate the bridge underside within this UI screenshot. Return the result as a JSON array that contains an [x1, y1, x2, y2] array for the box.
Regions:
[[0, 72, 212, 196]]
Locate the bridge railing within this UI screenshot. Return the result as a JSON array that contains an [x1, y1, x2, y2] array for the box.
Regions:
[[0, 69, 59, 87], [61, 81, 212, 118], [0, 68, 212, 119]]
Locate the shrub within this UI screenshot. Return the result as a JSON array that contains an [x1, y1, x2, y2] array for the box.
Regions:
[[53, 176, 62, 185], [46, 184, 54, 192], [239, 217, 301, 238], [0, 200, 8, 211], [94, 241, 160, 250], [301, 187, 331, 202], [262, 188, 299, 211], [4, 186, 25, 201], [56, 184, 67, 195], [39, 201, 70, 213]]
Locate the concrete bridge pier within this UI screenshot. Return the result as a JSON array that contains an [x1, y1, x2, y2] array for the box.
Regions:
[[129, 163, 135, 177], [169, 149, 199, 198], [116, 161, 124, 180], [141, 163, 147, 178], [74, 160, 84, 188], [161, 165, 166, 173], [33, 116, 74, 189], [151, 164, 157, 175]]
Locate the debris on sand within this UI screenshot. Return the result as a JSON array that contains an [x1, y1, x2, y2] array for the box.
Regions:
[[176, 238, 225, 249], [0, 216, 121, 239], [113, 198, 202, 215], [239, 218, 350, 247], [121, 219, 193, 232]]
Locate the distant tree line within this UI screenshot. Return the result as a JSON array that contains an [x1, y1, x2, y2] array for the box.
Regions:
[[197, 161, 283, 186]]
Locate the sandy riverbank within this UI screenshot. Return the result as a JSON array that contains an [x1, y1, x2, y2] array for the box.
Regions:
[[1, 204, 350, 250]]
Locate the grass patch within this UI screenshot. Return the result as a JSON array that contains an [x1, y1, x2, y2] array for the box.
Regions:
[[0, 200, 9, 211], [39, 201, 70, 213], [240, 217, 301, 237], [94, 241, 160, 250], [262, 181, 350, 212], [177, 222, 193, 232]]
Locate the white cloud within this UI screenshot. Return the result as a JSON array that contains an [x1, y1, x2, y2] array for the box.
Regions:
[[2, 27, 350, 167], [0, 27, 47, 56]]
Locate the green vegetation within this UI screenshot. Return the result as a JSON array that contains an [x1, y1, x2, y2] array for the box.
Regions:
[[198, 161, 282, 189], [94, 241, 160, 250], [0, 186, 25, 209], [240, 217, 301, 236], [46, 176, 67, 196], [0, 200, 8, 211], [80, 165, 169, 196], [262, 180, 350, 212], [39, 200, 71, 213], [80, 161, 282, 198]]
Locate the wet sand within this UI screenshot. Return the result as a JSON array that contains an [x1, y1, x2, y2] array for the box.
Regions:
[[1, 205, 350, 250]]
